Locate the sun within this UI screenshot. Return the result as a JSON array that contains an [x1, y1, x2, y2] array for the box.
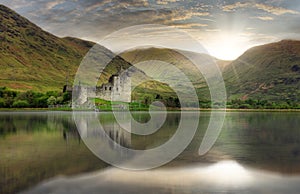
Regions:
[[205, 33, 249, 61]]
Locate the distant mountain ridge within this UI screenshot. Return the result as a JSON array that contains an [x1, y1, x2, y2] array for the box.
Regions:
[[121, 40, 300, 103], [121, 47, 230, 100]]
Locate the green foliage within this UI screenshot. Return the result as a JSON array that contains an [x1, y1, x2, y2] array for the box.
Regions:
[[12, 100, 29, 108], [199, 100, 211, 108], [35, 95, 48, 108], [56, 96, 64, 104], [63, 92, 71, 102], [0, 85, 299, 109], [47, 96, 57, 106], [0, 87, 17, 107], [0, 86, 72, 108], [46, 91, 60, 98], [165, 97, 180, 108], [143, 95, 153, 106], [0, 98, 5, 108], [227, 98, 300, 109]]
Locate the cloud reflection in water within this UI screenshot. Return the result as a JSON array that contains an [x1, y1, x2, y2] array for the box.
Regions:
[[23, 160, 300, 194]]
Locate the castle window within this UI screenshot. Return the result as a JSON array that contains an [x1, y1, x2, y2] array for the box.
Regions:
[[105, 87, 107, 90], [109, 87, 112, 91]]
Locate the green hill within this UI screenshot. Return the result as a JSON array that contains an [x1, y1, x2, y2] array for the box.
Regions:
[[121, 47, 230, 101], [0, 4, 148, 92], [0, 5, 98, 91], [1, 4, 299, 107], [0, 4, 174, 103], [121, 43, 300, 107], [223, 40, 300, 103]]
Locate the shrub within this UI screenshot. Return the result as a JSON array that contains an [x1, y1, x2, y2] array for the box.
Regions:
[[238, 104, 251, 109], [63, 92, 71, 102], [47, 96, 57, 106], [12, 100, 29, 108], [35, 96, 48, 108], [0, 98, 5, 108]]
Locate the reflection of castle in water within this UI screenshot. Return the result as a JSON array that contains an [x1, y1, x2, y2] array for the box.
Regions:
[[45, 112, 131, 148], [70, 70, 131, 107], [106, 123, 131, 148], [76, 114, 131, 149]]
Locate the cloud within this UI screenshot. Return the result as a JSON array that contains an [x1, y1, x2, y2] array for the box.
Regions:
[[222, 2, 251, 12], [255, 3, 299, 15], [222, 2, 299, 15], [171, 23, 208, 29], [84, 1, 112, 12], [205, 28, 221, 32], [170, 10, 210, 22], [253, 16, 274, 21], [156, 0, 179, 5], [1, 0, 300, 60], [46, 0, 65, 10], [85, 0, 150, 13]]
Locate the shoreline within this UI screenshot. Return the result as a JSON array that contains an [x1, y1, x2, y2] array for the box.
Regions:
[[0, 108, 299, 112]]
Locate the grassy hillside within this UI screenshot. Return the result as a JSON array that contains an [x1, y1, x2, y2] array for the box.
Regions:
[[121, 44, 300, 107], [121, 47, 229, 101], [223, 40, 300, 103], [1, 4, 299, 106], [0, 4, 173, 99], [0, 5, 98, 91]]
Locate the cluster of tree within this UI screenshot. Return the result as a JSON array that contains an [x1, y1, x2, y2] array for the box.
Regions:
[[1, 87, 299, 109], [227, 99, 300, 109], [174, 98, 299, 109], [141, 94, 299, 109], [140, 94, 180, 108], [0, 87, 71, 108]]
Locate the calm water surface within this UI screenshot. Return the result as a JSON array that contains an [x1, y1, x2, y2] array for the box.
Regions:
[[0, 111, 299, 194]]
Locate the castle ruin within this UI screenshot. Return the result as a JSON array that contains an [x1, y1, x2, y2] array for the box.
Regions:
[[70, 70, 131, 107]]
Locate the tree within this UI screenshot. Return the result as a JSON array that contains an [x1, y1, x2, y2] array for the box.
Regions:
[[46, 91, 60, 98], [174, 98, 180, 108], [155, 94, 163, 99], [4, 96, 14, 108], [47, 96, 57, 106], [0, 98, 5, 108], [12, 100, 29, 108], [16, 90, 35, 106], [63, 92, 71, 103], [143, 95, 153, 106], [35, 96, 48, 108], [56, 96, 64, 104]]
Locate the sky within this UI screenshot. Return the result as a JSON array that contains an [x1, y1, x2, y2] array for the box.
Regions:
[[1, 0, 300, 60]]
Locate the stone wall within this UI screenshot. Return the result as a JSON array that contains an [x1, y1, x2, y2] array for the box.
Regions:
[[72, 71, 131, 107], [96, 72, 131, 102]]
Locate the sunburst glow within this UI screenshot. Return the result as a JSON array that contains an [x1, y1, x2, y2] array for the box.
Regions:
[[205, 32, 251, 60]]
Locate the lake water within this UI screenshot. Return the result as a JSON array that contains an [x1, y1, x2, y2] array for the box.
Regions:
[[0, 111, 300, 194]]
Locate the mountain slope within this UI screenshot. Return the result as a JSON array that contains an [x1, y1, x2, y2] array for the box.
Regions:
[[121, 47, 229, 101], [223, 40, 300, 102], [0, 4, 175, 98], [0, 4, 95, 91], [0, 5, 135, 92], [1, 4, 299, 104]]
